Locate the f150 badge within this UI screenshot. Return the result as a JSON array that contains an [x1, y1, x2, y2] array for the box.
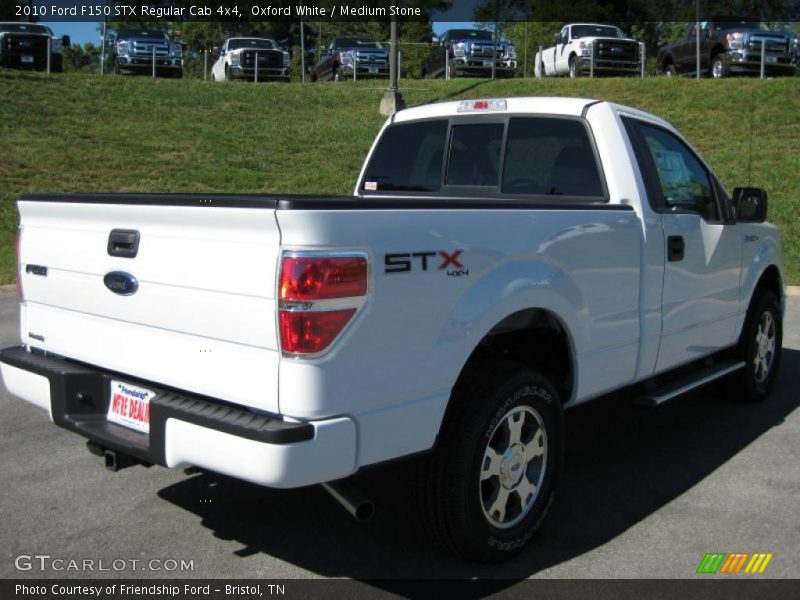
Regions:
[[384, 250, 468, 277], [103, 271, 139, 296]]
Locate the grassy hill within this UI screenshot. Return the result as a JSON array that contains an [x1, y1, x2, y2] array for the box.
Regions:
[[1, 70, 798, 283]]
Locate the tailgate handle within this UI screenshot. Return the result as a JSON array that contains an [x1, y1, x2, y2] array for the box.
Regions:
[[107, 229, 140, 258]]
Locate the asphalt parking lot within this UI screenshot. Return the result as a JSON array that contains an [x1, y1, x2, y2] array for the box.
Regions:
[[0, 288, 798, 585]]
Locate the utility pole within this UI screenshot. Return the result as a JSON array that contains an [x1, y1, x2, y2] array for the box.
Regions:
[[695, 0, 701, 79], [300, 18, 305, 82], [380, 16, 404, 115]]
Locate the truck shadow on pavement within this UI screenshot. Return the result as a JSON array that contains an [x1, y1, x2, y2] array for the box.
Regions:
[[157, 348, 800, 585]]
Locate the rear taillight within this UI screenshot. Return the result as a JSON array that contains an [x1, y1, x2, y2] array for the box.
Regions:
[[15, 227, 23, 301], [278, 254, 368, 355]]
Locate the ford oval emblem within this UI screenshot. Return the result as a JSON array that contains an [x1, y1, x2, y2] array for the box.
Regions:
[[103, 271, 138, 296]]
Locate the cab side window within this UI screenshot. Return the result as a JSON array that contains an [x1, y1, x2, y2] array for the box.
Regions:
[[634, 123, 720, 221]]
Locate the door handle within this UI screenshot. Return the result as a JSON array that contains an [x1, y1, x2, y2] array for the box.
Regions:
[[107, 229, 140, 258], [667, 235, 685, 262]]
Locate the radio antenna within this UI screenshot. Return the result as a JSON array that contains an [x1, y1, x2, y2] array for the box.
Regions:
[[747, 91, 755, 187]]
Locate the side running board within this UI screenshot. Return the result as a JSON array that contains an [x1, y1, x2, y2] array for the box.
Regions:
[[635, 361, 746, 408]]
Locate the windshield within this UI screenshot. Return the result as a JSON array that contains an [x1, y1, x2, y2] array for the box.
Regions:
[[0, 23, 52, 35], [117, 30, 168, 40], [448, 30, 493, 41], [333, 38, 380, 49], [228, 38, 278, 51], [714, 21, 769, 32], [571, 25, 625, 39]]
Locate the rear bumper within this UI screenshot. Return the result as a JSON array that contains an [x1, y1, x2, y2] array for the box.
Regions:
[[0, 346, 357, 488]]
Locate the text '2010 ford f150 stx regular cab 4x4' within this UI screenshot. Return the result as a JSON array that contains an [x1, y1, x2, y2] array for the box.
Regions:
[[1, 97, 784, 562]]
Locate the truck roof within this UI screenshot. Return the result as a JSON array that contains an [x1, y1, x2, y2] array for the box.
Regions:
[[392, 96, 674, 132]]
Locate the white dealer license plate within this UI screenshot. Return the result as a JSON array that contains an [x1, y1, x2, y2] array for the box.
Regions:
[[483, 60, 494, 67], [369, 66, 379, 74], [21, 55, 34, 64], [765, 56, 778, 63], [107, 380, 154, 434]]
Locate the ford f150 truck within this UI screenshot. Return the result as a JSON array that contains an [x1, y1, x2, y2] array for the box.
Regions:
[[112, 29, 183, 77], [657, 20, 795, 78], [535, 23, 642, 78], [311, 37, 388, 82], [211, 37, 291, 82], [423, 29, 517, 78], [0, 22, 69, 72], [0, 97, 784, 563]]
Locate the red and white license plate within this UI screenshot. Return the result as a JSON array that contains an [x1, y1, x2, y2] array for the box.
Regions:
[[107, 380, 154, 434]]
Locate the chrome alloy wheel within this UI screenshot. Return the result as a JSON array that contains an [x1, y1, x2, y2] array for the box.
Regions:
[[754, 311, 777, 383], [480, 405, 547, 529]]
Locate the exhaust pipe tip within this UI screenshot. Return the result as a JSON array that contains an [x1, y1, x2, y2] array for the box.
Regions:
[[353, 500, 375, 523], [322, 481, 375, 523]]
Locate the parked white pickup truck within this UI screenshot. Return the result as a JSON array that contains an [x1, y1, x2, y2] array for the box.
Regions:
[[535, 23, 642, 77], [1, 97, 784, 563]]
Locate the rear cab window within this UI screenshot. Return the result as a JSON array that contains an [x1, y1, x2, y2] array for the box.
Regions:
[[360, 114, 607, 203]]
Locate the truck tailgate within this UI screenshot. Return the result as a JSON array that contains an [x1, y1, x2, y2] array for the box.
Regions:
[[17, 195, 282, 414]]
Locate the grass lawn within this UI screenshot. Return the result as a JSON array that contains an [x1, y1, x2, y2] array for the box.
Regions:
[[1, 70, 798, 283]]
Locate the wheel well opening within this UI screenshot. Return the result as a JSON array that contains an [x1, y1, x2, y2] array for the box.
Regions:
[[459, 309, 574, 403], [756, 265, 783, 300], [711, 45, 726, 59]]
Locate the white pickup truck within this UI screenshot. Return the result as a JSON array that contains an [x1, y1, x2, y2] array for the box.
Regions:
[[1, 97, 784, 563], [535, 23, 642, 77]]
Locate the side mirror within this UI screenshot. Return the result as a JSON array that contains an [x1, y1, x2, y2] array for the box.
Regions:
[[733, 187, 768, 222], [431, 35, 439, 45], [61, 35, 71, 48]]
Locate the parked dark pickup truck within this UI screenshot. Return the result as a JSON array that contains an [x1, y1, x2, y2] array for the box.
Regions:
[[422, 29, 517, 78], [112, 29, 183, 77], [0, 22, 69, 72], [658, 20, 795, 78], [312, 38, 388, 81]]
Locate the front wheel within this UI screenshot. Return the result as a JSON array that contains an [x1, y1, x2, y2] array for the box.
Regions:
[[711, 54, 728, 78], [568, 55, 579, 78], [420, 360, 564, 562], [729, 290, 782, 402]]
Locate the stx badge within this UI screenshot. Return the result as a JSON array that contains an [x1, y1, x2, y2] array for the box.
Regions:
[[384, 251, 468, 277]]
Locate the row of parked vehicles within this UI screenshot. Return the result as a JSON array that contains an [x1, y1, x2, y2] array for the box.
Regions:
[[2, 21, 798, 80], [536, 20, 799, 78]]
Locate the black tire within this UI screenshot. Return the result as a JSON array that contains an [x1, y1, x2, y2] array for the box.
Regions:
[[711, 54, 728, 78], [224, 65, 232, 82], [420, 360, 564, 562], [539, 61, 546, 78], [568, 55, 579, 78], [728, 290, 782, 402]]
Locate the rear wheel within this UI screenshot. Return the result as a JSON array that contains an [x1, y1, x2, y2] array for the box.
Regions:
[[420, 360, 564, 562], [728, 290, 782, 402]]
